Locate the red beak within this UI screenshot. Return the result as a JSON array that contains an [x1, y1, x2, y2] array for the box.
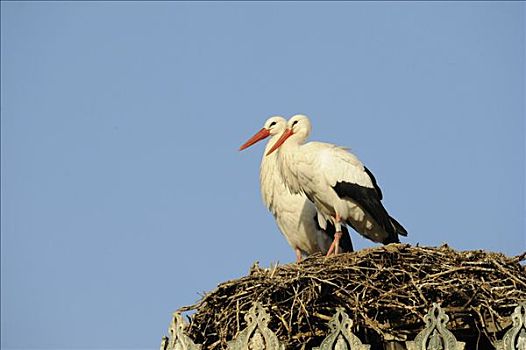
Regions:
[[239, 128, 271, 151], [266, 128, 293, 156]]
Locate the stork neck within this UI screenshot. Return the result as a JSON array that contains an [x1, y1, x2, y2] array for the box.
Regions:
[[274, 137, 303, 195], [264, 133, 283, 156], [260, 134, 285, 212], [280, 135, 302, 155]]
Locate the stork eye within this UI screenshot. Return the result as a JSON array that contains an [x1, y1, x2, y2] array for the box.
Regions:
[[292, 120, 299, 127], [269, 121, 276, 127]]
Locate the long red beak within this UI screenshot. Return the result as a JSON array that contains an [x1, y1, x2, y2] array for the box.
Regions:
[[266, 128, 293, 155], [239, 128, 271, 151]]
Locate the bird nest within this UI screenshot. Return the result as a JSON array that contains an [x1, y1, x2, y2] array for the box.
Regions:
[[178, 244, 526, 349]]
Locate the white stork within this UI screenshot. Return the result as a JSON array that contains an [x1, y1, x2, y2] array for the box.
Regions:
[[239, 116, 353, 261], [267, 114, 407, 255]]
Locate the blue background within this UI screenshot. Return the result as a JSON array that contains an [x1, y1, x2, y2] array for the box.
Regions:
[[1, 2, 524, 349]]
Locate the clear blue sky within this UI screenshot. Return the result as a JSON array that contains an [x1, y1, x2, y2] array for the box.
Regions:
[[1, 2, 524, 349]]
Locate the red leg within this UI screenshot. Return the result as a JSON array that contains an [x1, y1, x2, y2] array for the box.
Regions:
[[326, 241, 336, 256], [326, 214, 343, 256], [295, 248, 303, 262]]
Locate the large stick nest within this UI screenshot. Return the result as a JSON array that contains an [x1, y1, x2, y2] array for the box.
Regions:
[[179, 244, 526, 349]]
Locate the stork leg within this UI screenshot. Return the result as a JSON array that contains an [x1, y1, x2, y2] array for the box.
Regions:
[[326, 232, 343, 256], [295, 248, 303, 263], [326, 214, 343, 256]]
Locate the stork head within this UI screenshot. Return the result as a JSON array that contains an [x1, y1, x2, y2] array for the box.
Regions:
[[239, 116, 287, 151], [266, 114, 311, 155]]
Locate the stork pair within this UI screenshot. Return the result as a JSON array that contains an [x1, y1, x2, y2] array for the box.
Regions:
[[240, 115, 407, 261]]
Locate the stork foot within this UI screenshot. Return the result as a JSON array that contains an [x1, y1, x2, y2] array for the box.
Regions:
[[326, 231, 343, 256], [295, 248, 303, 263]]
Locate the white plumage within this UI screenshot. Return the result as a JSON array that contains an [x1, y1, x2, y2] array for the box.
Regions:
[[240, 116, 353, 261], [268, 114, 407, 254]]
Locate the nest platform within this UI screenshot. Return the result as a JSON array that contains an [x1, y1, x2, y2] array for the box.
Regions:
[[178, 244, 526, 349]]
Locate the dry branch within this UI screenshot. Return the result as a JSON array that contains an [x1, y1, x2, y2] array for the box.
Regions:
[[178, 244, 526, 349]]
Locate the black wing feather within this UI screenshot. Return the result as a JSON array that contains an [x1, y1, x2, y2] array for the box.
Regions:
[[332, 181, 402, 243], [364, 166, 383, 200], [389, 215, 408, 236]]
